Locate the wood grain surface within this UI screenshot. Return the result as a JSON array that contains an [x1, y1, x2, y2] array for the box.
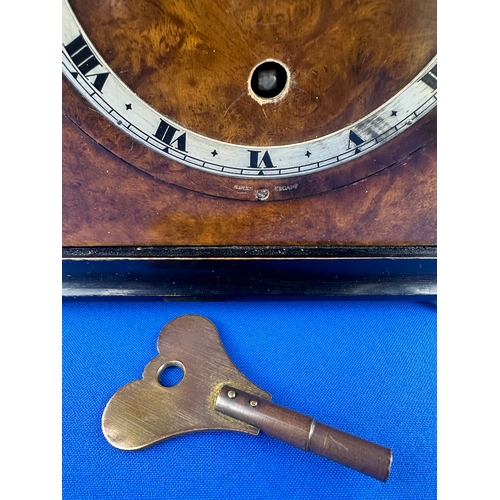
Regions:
[[62, 106, 436, 246], [67, 0, 436, 146], [62, 0, 436, 247]]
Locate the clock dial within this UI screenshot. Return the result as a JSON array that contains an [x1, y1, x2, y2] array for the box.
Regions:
[[62, 0, 436, 201]]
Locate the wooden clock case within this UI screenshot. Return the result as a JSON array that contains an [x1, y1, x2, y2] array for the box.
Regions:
[[62, 0, 437, 299]]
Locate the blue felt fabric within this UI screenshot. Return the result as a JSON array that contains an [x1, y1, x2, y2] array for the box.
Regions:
[[62, 300, 436, 499]]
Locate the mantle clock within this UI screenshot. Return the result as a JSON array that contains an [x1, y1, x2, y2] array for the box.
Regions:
[[62, 0, 437, 299]]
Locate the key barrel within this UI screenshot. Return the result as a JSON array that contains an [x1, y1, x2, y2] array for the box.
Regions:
[[215, 385, 392, 482]]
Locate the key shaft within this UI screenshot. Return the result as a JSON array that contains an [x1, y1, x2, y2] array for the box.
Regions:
[[215, 385, 392, 482]]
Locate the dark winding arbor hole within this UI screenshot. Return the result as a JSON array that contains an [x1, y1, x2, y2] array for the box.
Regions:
[[250, 61, 288, 99]]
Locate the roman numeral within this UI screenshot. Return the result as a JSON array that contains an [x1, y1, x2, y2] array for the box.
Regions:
[[348, 130, 365, 154], [65, 34, 109, 92], [154, 120, 187, 152], [248, 150, 276, 169], [420, 65, 437, 90]]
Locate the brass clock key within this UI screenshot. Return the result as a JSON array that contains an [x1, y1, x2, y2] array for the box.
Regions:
[[102, 315, 392, 481]]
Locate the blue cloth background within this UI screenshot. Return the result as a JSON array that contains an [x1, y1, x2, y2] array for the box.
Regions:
[[62, 300, 436, 499]]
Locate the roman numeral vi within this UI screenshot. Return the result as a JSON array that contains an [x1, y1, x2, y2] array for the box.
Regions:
[[248, 150, 276, 169], [348, 130, 365, 154]]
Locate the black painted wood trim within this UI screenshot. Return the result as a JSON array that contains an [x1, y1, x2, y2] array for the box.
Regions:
[[62, 245, 437, 299], [63, 245, 437, 259]]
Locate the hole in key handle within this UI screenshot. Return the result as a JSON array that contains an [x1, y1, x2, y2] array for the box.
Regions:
[[157, 361, 185, 387]]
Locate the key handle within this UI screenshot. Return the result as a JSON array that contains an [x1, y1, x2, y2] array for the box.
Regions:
[[102, 314, 392, 481], [102, 315, 271, 450]]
